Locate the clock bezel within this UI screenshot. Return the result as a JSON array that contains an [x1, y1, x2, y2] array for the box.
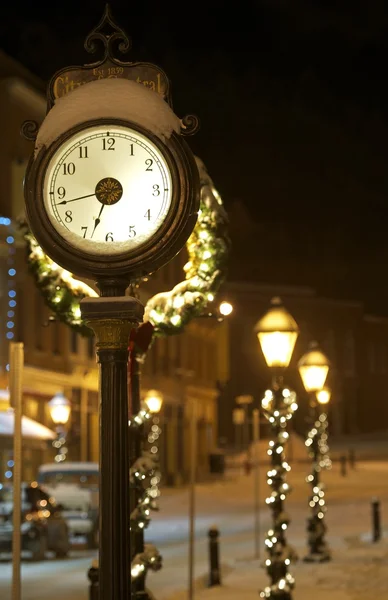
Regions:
[[24, 118, 200, 288]]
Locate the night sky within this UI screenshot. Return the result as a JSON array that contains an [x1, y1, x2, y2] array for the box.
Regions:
[[2, 1, 388, 311]]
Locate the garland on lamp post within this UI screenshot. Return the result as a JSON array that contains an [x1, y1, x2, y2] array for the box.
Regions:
[[260, 387, 298, 600], [304, 403, 331, 563]]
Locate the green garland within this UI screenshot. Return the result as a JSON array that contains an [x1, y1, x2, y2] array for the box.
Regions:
[[18, 156, 229, 336]]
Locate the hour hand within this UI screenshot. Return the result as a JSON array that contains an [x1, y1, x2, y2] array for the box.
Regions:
[[91, 205, 105, 238]]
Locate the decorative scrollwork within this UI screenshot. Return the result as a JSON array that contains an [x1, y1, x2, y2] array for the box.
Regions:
[[84, 4, 131, 61], [180, 114, 200, 136], [20, 120, 39, 141]]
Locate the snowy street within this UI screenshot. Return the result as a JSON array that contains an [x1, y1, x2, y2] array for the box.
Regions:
[[1, 459, 388, 599]]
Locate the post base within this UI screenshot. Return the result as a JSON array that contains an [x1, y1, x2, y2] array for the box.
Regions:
[[303, 552, 331, 563]]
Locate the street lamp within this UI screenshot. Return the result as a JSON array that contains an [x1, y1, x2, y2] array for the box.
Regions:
[[144, 389, 164, 414], [298, 344, 331, 563], [219, 301, 233, 317], [255, 297, 299, 600], [48, 392, 71, 463]]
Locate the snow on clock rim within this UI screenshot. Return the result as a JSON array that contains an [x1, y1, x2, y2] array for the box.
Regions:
[[35, 78, 181, 156]]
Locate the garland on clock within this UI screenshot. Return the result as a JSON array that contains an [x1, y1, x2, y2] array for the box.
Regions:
[[304, 407, 331, 563], [260, 387, 298, 600], [18, 155, 230, 337]]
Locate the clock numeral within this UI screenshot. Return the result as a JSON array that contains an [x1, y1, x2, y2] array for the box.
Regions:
[[129, 144, 134, 156], [145, 158, 153, 171], [81, 226, 88, 238], [79, 146, 89, 159], [152, 184, 160, 196], [57, 187, 66, 199], [65, 210, 73, 223], [105, 232, 114, 242], [129, 226, 136, 238], [102, 137, 115, 151], [144, 209, 151, 221], [63, 162, 76, 175]]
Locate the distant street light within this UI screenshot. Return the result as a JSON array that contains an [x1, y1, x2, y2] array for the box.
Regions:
[[298, 344, 331, 563], [48, 392, 71, 463], [144, 389, 164, 414], [255, 297, 299, 600], [219, 301, 233, 317]]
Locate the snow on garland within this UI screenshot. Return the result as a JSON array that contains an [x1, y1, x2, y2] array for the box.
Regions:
[[18, 155, 229, 336]]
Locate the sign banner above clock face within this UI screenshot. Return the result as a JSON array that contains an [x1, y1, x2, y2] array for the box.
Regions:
[[46, 5, 171, 110], [49, 60, 170, 106]]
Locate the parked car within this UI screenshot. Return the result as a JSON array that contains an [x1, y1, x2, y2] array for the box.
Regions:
[[37, 462, 99, 548], [0, 482, 70, 560]]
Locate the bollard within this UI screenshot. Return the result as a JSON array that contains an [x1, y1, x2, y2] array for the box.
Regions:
[[87, 559, 99, 600], [371, 498, 381, 543], [348, 448, 356, 469], [208, 526, 221, 586], [340, 454, 347, 477]]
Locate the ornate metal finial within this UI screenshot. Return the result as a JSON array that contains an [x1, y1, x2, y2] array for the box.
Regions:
[[84, 3, 131, 61], [180, 114, 200, 136], [21, 120, 39, 141]]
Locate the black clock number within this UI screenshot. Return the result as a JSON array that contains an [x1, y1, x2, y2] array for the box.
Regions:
[[63, 162, 75, 175], [79, 146, 89, 159], [65, 210, 73, 223], [102, 137, 115, 150], [81, 226, 88, 238], [129, 144, 134, 156], [105, 232, 114, 242], [57, 187, 66, 199], [145, 159, 153, 171], [152, 184, 160, 196], [128, 226, 136, 238], [144, 209, 151, 221]]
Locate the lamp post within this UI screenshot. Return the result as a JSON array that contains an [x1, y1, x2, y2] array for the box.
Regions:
[[298, 343, 331, 562], [48, 392, 71, 463], [255, 297, 299, 600]]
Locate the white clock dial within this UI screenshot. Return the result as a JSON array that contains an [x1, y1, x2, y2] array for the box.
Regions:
[[43, 124, 173, 255]]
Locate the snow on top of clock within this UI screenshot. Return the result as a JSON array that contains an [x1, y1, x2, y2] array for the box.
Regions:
[[35, 78, 181, 154]]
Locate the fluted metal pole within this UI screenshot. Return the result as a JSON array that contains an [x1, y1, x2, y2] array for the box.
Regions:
[[81, 294, 143, 600]]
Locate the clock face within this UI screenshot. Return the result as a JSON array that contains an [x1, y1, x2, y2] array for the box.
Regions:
[[43, 123, 173, 255]]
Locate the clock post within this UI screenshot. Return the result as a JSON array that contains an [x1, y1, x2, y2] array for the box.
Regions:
[[22, 6, 200, 600]]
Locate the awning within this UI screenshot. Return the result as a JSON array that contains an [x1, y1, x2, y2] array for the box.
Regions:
[[0, 409, 56, 440]]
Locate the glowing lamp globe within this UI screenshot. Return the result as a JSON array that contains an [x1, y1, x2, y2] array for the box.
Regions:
[[219, 301, 233, 317], [48, 392, 71, 425], [144, 389, 164, 414], [254, 297, 299, 368], [298, 343, 330, 393], [317, 387, 331, 405]]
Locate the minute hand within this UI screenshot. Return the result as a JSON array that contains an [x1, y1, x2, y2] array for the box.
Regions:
[[56, 193, 96, 206], [91, 204, 105, 238]]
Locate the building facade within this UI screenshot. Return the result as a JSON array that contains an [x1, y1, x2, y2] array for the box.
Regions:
[[218, 281, 388, 447], [0, 52, 229, 485]]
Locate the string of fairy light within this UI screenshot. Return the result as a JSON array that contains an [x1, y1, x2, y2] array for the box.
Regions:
[[0, 217, 17, 482], [129, 403, 162, 579], [260, 387, 298, 600], [304, 408, 331, 562]]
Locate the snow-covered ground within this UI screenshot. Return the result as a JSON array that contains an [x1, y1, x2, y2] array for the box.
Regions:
[[1, 459, 388, 599]]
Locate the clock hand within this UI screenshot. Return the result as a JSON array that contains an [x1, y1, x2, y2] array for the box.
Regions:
[[91, 204, 105, 238], [56, 193, 96, 206]]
